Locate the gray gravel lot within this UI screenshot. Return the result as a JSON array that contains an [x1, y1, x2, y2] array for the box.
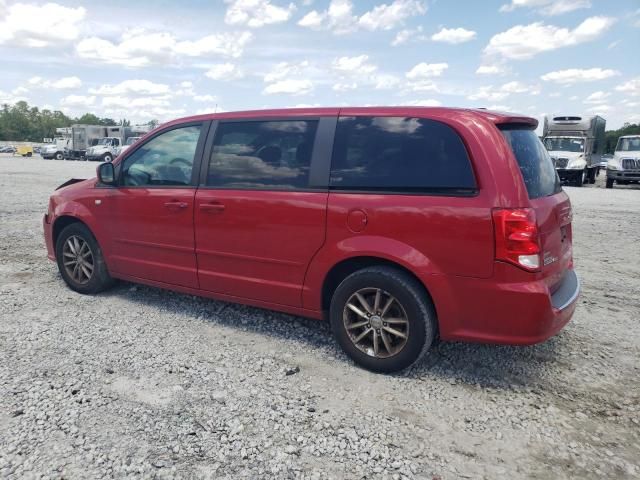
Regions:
[[1, 155, 639, 479]]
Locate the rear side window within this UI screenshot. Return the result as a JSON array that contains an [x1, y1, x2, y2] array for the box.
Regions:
[[501, 127, 561, 199], [330, 116, 476, 193], [207, 120, 318, 189]]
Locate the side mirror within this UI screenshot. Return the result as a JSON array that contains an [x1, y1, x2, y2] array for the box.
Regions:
[[97, 162, 116, 186]]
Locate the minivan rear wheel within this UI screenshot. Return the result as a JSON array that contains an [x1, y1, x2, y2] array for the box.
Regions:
[[55, 223, 115, 294], [330, 266, 436, 373]]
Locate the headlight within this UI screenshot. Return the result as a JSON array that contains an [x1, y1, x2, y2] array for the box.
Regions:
[[567, 156, 586, 169], [607, 163, 619, 171]]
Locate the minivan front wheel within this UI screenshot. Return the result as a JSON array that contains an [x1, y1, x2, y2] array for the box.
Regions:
[[55, 223, 114, 294], [330, 266, 436, 373]]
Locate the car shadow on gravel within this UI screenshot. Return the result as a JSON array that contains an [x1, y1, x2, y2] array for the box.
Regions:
[[95, 280, 567, 389]]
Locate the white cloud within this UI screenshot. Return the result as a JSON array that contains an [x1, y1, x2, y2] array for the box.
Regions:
[[499, 0, 591, 16], [584, 91, 610, 104], [406, 62, 448, 79], [333, 82, 358, 92], [484, 16, 615, 60], [615, 77, 640, 96], [263, 79, 313, 95], [28, 76, 82, 90], [101, 96, 170, 109], [193, 94, 218, 102], [60, 95, 96, 107], [540, 68, 620, 84], [431, 27, 476, 44], [298, 0, 426, 35], [476, 65, 507, 75], [586, 104, 612, 113], [224, 0, 295, 28], [205, 63, 244, 81], [332, 55, 377, 74], [468, 81, 539, 102], [263, 61, 311, 83], [372, 73, 400, 90], [402, 99, 442, 106], [391, 26, 427, 46], [358, 0, 426, 31], [0, 2, 85, 47], [89, 80, 170, 96], [76, 30, 253, 67]]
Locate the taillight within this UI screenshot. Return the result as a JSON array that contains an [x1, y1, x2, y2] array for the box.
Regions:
[[492, 208, 541, 272]]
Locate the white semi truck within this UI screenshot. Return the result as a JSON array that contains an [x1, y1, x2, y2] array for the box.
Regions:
[[605, 135, 640, 188], [543, 115, 606, 187], [85, 125, 151, 162], [41, 128, 72, 160]]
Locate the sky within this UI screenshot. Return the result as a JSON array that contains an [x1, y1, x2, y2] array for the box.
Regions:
[[0, 0, 639, 133]]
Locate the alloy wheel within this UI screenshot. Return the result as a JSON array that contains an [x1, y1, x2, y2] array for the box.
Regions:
[[62, 235, 94, 285], [342, 287, 409, 358]]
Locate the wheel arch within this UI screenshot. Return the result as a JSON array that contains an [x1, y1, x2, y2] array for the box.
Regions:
[[320, 256, 438, 324], [52, 215, 91, 248]]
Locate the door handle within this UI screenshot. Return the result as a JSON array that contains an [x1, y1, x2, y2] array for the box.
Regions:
[[164, 201, 188, 209], [199, 203, 225, 213]]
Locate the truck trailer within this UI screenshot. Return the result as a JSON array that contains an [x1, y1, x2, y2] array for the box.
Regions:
[[543, 115, 606, 187]]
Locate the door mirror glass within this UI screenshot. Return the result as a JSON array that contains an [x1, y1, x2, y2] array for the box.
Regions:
[[97, 162, 115, 185]]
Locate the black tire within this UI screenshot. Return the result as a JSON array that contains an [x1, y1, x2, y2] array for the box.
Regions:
[[26, 152, 32, 157], [588, 168, 596, 184], [330, 266, 436, 373], [606, 178, 614, 188], [574, 170, 584, 187], [55, 152, 63, 160], [102, 153, 113, 163], [55, 223, 115, 294]]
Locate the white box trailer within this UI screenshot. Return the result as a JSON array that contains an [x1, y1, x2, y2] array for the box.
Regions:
[[542, 115, 606, 187]]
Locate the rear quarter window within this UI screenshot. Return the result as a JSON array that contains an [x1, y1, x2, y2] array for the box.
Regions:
[[501, 127, 561, 199], [330, 116, 477, 194]]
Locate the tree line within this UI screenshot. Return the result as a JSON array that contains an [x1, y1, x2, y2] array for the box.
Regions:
[[1, 100, 638, 151], [0, 101, 158, 142]]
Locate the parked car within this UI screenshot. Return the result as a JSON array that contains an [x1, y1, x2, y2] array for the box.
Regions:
[[16, 145, 33, 157], [43, 107, 579, 373], [600, 153, 613, 169], [0, 145, 16, 153]]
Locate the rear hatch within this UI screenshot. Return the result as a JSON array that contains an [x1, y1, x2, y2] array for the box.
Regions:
[[500, 126, 573, 292]]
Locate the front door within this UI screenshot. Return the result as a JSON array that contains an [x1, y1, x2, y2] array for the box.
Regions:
[[103, 123, 206, 288], [194, 118, 328, 307]]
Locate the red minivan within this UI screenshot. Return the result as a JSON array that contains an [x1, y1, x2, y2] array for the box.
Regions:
[[43, 107, 579, 372]]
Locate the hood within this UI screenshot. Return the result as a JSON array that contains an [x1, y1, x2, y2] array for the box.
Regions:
[[55, 177, 93, 192], [547, 151, 583, 160], [613, 152, 640, 161]]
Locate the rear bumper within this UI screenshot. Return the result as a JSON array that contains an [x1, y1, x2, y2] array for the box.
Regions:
[[431, 265, 579, 345], [43, 214, 55, 261]]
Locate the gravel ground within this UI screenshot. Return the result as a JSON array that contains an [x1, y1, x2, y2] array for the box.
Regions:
[[1, 155, 639, 479]]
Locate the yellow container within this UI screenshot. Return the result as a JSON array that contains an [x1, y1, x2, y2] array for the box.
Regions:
[[16, 145, 34, 157]]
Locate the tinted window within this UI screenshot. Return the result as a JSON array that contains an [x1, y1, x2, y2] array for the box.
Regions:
[[330, 116, 476, 192], [501, 128, 561, 199], [207, 120, 318, 189], [121, 125, 201, 186]]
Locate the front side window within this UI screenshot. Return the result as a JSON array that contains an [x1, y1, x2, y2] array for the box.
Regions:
[[207, 120, 318, 189], [121, 125, 201, 187], [330, 116, 477, 192]]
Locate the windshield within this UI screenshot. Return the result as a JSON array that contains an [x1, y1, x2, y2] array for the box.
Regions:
[[125, 137, 140, 145], [616, 137, 640, 152], [97, 138, 112, 145], [544, 137, 584, 153], [502, 127, 561, 199]]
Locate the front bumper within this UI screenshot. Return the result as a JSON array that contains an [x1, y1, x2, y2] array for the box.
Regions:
[[556, 168, 583, 180], [607, 170, 640, 181], [43, 214, 55, 261]]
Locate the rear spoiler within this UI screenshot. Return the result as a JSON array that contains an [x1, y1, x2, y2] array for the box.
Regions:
[[56, 178, 86, 190]]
